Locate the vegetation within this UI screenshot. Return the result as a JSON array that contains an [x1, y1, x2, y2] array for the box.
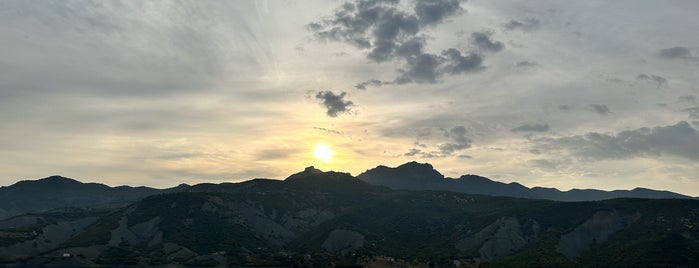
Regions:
[[1, 170, 698, 267]]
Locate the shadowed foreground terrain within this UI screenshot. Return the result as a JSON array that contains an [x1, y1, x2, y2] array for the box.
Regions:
[[1, 166, 698, 267]]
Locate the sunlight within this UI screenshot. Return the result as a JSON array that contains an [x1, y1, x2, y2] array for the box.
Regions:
[[313, 143, 333, 162]]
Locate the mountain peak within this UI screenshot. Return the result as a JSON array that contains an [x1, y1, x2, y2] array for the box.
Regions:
[[286, 166, 325, 180], [397, 161, 435, 170], [357, 161, 444, 190], [17, 175, 83, 187]]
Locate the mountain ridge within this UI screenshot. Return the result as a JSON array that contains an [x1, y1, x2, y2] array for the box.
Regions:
[[356, 161, 693, 201], [1, 163, 694, 221], [1, 168, 697, 267]]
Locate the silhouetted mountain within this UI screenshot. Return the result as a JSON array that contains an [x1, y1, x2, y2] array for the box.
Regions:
[[357, 162, 692, 201], [357, 161, 445, 190], [2, 168, 697, 267], [2, 162, 692, 223], [0, 176, 188, 220]]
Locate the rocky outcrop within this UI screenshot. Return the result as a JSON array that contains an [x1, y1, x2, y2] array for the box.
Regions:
[[557, 209, 640, 260], [456, 217, 539, 261]]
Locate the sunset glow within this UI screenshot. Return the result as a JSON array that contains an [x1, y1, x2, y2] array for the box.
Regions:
[[313, 144, 334, 162]]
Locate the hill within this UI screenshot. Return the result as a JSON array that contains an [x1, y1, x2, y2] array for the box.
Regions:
[[0, 176, 189, 220], [1, 168, 697, 267]]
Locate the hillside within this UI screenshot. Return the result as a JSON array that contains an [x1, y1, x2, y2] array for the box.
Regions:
[[1, 168, 698, 267]]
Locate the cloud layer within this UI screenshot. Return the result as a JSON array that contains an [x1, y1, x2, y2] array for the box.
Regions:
[[535, 121, 699, 161]]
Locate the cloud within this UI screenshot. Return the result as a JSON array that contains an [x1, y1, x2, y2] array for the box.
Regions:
[[685, 107, 699, 119], [636, 73, 668, 88], [438, 126, 472, 155], [440, 48, 485, 74], [503, 18, 540, 31], [534, 121, 699, 161], [313, 127, 342, 135], [469, 31, 504, 52], [255, 148, 301, 161], [393, 49, 484, 84], [315, 91, 354, 117], [558, 105, 571, 110], [308, 0, 483, 87], [355, 79, 385, 90], [403, 148, 441, 159], [678, 95, 696, 103], [589, 104, 611, 115], [402, 125, 473, 158], [414, 0, 465, 25], [396, 53, 444, 84], [404, 148, 422, 156], [516, 61, 537, 67], [658, 46, 694, 60], [528, 158, 570, 170], [511, 123, 550, 133]]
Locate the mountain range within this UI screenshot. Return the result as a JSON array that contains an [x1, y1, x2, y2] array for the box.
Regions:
[[1, 162, 692, 221], [1, 166, 698, 267], [357, 161, 692, 201]]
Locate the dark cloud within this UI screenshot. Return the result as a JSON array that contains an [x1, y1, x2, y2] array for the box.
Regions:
[[558, 104, 571, 110], [440, 48, 485, 74], [354, 79, 385, 90], [403, 148, 441, 159], [393, 49, 484, 84], [516, 61, 537, 67], [469, 31, 504, 52], [439, 126, 472, 155], [309, 0, 483, 86], [636, 73, 668, 88], [396, 53, 444, 84], [511, 123, 550, 133], [658, 46, 693, 59], [534, 121, 699, 161], [503, 18, 540, 31], [589, 104, 611, 115], [315, 91, 354, 117], [404, 148, 422, 156], [402, 125, 473, 158], [414, 0, 465, 26]]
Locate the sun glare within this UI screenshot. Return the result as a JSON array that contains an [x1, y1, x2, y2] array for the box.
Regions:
[[313, 144, 334, 162]]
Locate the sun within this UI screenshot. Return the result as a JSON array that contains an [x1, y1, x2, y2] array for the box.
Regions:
[[313, 144, 334, 162]]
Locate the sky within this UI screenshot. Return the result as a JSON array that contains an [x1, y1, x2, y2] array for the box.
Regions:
[[1, 0, 699, 196]]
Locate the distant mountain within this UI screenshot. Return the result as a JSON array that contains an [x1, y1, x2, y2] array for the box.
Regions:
[[1, 168, 697, 267], [0, 176, 189, 220], [357, 161, 692, 201], [2, 162, 692, 221]]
